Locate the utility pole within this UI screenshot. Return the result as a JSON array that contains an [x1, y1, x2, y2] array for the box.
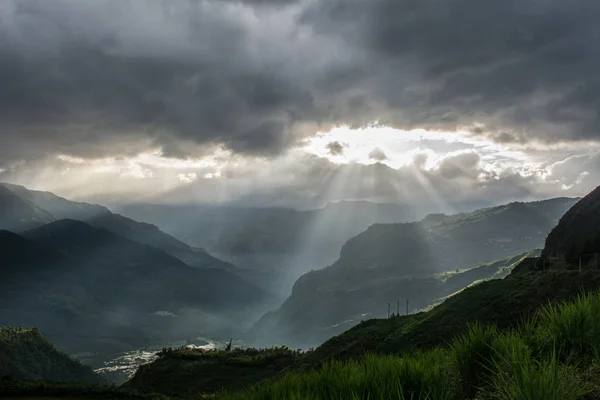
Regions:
[[406, 299, 409, 316], [388, 303, 390, 319], [397, 299, 400, 316]]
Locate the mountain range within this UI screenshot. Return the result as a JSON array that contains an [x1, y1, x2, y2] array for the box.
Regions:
[[0, 183, 274, 355], [247, 197, 578, 347], [118, 199, 495, 295]]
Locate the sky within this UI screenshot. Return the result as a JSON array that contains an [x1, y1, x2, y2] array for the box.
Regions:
[[0, 0, 599, 210]]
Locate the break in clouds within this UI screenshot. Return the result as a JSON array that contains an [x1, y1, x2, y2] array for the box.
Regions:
[[0, 0, 599, 208]]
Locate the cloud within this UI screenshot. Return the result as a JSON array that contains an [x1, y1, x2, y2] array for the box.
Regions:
[[1, 0, 600, 210], [2, 0, 599, 168], [178, 173, 198, 183], [326, 141, 345, 156], [368, 148, 387, 161], [300, 0, 600, 143]]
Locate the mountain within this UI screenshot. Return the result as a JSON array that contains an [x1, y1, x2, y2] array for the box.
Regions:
[[117, 201, 433, 295], [542, 185, 600, 264], [1, 220, 274, 355], [0, 186, 53, 231], [0, 183, 237, 272], [85, 213, 236, 271], [247, 198, 577, 347], [0, 327, 103, 384]]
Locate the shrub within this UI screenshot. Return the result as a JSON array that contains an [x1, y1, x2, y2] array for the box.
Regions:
[[489, 349, 588, 400], [536, 292, 600, 362], [449, 322, 499, 398]]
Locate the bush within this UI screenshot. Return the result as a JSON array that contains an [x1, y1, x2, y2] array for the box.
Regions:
[[536, 292, 600, 362], [449, 322, 499, 398], [489, 349, 588, 400]]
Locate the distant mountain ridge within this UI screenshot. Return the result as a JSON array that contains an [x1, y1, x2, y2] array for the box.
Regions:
[[247, 197, 578, 347], [117, 200, 434, 295], [0, 183, 236, 272]]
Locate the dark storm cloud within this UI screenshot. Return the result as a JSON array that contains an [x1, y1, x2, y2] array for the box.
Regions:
[[1, 0, 600, 165], [0, 0, 317, 162], [301, 0, 600, 142]]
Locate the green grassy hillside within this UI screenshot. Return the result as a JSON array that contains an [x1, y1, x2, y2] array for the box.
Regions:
[[219, 288, 600, 400], [0, 327, 103, 384]]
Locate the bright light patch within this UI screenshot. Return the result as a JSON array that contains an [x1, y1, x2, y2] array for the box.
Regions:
[[302, 125, 519, 170]]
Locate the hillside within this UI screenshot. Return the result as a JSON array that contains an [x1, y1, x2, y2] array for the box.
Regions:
[[1, 221, 274, 355], [543, 185, 600, 264], [247, 198, 576, 347], [125, 347, 303, 398], [0, 327, 102, 384], [128, 268, 600, 397], [304, 269, 600, 366]]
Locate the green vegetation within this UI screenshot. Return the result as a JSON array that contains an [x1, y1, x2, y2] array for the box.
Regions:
[[0, 327, 103, 384], [124, 347, 304, 398], [219, 290, 600, 400], [303, 268, 600, 366]]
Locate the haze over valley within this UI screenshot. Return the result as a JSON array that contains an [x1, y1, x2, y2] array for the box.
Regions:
[[2, 0, 600, 397]]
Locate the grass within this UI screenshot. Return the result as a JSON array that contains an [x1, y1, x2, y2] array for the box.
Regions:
[[220, 351, 455, 400], [217, 289, 600, 400]]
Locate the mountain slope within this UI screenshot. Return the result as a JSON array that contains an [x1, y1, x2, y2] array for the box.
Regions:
[[248, 198, 577, 347], [85, 213, 236, 271], [0, 186, 54, 231], [2, 221, 274, 355], [303, 269, 600, 367], [0, 327, 103, 384], [542, 185, 600, 263]]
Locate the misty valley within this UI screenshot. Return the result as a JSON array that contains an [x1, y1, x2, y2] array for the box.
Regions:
[[0, 183, 584, 385]]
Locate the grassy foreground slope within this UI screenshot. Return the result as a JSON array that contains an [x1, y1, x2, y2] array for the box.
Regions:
[[220, 289, 600, 400]]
